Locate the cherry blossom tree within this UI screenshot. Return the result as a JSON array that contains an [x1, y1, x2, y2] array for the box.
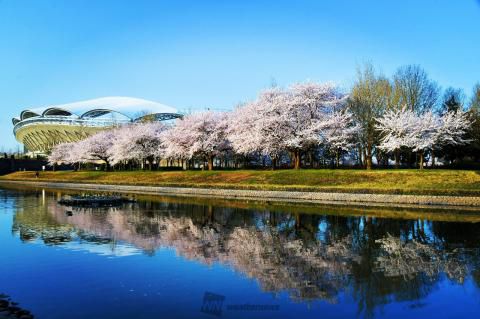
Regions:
[[377, 108, 471, 169], [50, 139, 89, 170], [227, 101, 262, 156], [48, 142, 74, 169], [162, 111, 230, 170], [228, 82, 347, 169], [283, 82, 347, 169], [46, 80, 475, 172], [437, 111, 472, 145], [228, 89, 289, 169], [408, 111, 440, 168], [81, 130, 116, 170], [318, 111, 359, 167], [419, 111, 471, 168], [106, 126, 132, 165], [161, 125, 191, 164], [375, 108, 417, 167], [109, 122, 166, 169]]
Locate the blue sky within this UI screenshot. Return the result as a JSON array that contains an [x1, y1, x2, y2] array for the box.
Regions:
[[1, 0, 479, 150]]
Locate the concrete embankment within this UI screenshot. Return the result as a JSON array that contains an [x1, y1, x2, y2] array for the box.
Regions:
[[1, 180, 480, 208]]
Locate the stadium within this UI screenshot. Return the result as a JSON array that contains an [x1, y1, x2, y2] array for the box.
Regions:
[[12, 96, 182, 154]]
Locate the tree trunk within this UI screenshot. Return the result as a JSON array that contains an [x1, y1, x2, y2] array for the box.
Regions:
[[293, 150, 301, 169], [431, 150, 436, 168], [271, 157, 277, 170], [207, 156, 214, 171], [395, 149, 400, 169], [362, 147, 367, 169], [419, 150, 424, 170], [335, 151, 340, 168], [366, 144, 372, 170], [358, 146, 364, 167]]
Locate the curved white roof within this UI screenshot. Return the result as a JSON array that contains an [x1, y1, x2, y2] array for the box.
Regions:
[[18, 96, 178, 121]]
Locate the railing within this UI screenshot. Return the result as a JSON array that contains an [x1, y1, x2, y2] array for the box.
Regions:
[[134, 113, 183, 122], [13, 116, 132, 134], [13, 113, 184, 135]]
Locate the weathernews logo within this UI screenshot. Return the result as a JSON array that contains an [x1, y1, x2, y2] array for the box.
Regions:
[[200, 292, 225, 317], [200, 291, 279, 317]]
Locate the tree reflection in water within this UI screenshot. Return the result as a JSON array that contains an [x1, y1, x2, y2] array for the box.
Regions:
[[9, 190, 480, 317]]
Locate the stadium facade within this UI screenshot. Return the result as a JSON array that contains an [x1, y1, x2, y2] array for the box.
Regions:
[[12, 96, 182, 154]]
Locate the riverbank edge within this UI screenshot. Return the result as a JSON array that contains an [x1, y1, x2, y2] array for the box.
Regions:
[[1, 180, 480, 208]]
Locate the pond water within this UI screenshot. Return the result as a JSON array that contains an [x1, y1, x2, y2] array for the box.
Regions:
[[1, 186, 480, 319]]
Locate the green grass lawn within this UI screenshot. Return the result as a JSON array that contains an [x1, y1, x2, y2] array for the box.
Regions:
[[1, 169, 480, 196]]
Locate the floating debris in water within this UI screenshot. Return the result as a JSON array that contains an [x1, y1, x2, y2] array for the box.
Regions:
[[58, 194, 136, 207]]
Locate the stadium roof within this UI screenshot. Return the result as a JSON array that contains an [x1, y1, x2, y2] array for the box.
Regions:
[[14, 96, 178, 123]]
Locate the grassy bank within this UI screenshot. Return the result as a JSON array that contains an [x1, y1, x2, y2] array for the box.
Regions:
[[2, 169, 480, 196]]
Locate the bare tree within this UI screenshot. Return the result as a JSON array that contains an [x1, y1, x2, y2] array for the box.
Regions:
[[348, 63, 391, 169], [392, 65, 440, 114], [470, 83, 480, 112]]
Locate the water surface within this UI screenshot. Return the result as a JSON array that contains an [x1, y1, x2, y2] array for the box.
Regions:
[[1, 186, 480, 318]]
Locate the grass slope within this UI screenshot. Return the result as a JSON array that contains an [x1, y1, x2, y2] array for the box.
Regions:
[[1, 169, 480, 196]]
